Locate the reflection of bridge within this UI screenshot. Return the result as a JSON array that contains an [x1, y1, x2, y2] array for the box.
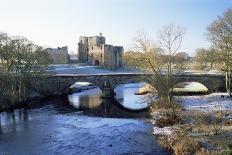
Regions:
[[36, 73, 226, 97]]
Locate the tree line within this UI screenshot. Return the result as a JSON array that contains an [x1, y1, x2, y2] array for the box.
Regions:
[[195, 8, 232, 95], [0, 32, 51, 109], [123, 7, 232, 100]]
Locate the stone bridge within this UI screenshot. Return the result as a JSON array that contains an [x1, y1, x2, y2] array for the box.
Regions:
[[35, 73, 226, 97]]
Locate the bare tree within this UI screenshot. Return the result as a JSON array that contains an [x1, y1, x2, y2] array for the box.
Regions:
[[158, 24, 185, 102], [173, 52, 189, 72], [0, 32, 51, 105], [131, 31, 168, 97], [208, 8, 232, 96]]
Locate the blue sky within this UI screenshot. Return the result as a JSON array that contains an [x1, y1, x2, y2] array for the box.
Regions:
[[0, 0, 231, 55]]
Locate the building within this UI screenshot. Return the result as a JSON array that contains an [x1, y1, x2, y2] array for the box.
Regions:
[[46, 46, 70, 64], [78, 34, 123, 70]]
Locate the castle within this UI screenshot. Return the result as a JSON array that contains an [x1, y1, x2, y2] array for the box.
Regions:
[[78, 34, 123, 70], [46, 46, 70, 64]]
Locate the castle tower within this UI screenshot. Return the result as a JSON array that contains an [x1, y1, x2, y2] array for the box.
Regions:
[[78, 34, 123, 70]]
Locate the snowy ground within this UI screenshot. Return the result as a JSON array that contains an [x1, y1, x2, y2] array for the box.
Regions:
[[175, 93, 232, 113], [153, 93, 232, 136], [45, 63, 143, 74], [45, 63, 225, 75], [153, 82, 232, 136]]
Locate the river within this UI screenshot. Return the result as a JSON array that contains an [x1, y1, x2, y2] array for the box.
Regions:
[[0, 82, 170, 155]]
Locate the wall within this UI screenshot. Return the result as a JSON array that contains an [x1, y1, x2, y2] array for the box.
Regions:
[[78, 35, 124, 70], [46, 46, 69, 64]]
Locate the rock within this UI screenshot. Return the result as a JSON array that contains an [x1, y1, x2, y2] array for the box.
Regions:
[[135, 84, 155, 95]]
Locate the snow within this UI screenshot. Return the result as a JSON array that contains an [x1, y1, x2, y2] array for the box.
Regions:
[[153, 126, 173, 135], [173, 82, 208, 93], [70, 82, 92, 88], [207, 69, 222, 74], [153, 93, 232, 136], [175, 93, 232, 113], [45, 63, 143, 74]]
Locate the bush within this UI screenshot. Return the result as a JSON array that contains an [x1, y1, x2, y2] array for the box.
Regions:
[[155, 112, 181, 127], [158, 127, 206, 155], [173, 137, 200, 155], [152, 98, 182, 127]]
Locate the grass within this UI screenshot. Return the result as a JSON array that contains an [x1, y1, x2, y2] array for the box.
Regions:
[[153, 99, 232, 154]]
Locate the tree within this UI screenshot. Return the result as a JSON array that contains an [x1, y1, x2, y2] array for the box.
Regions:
[[207, 48, 218, 69], [194, 48, 208, 69], [0, 32, 51, 105], [130, 31, 168, 97], [208, 8, 232, 96], [158, 24, 185, 102], [173, 52, 189, 72], [194, 48, 218, 70]]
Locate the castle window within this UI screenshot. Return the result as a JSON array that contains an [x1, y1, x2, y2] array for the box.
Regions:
[[101, 53, 102, 58], [92, 46, 93, 50]]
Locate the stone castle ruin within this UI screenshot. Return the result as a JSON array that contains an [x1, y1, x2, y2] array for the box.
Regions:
[[46, 46, 70, 64], [78, 34, 123, 70]]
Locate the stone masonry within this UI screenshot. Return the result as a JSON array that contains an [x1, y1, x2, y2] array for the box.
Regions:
[[46, 46, 69, 64], [78, 34, 123, 70]]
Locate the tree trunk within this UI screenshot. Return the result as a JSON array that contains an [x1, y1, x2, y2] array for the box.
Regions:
[[229, 72, 231, 97], [225, 71, 231, 96], [167, 51, 172, 104]]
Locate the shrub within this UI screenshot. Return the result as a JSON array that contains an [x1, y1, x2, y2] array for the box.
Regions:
[[173, 137, 200, 155], [158, 127, 205, 155], [152, 98, 182, 127], [155, 111, 181, 127]]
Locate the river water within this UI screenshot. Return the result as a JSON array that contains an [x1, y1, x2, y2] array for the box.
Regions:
[[0, 83, 170, 155]]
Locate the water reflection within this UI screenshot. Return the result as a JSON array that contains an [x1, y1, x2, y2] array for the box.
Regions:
[[0, 108, 31, 133], [68, 88, 102, 109], [114, 82, 156, 110], [67, 82, 156, 117]]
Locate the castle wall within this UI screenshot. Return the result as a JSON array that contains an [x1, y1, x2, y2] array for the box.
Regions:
[[46, 46, 69, 64], [78, 42, 88, 62], [88, 45, 104, 65], [78, 35, 123, 70]]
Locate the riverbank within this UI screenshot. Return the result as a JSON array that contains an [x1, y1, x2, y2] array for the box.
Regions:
[[151, 93, 232, 154]]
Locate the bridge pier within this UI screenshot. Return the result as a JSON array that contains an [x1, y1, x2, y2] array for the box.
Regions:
[[101, 79, 115, 98], [101, 88, 115, 98]]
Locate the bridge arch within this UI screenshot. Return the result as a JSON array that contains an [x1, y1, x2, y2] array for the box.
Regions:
[[67, 82, 102, 94], [172, 75, 226, 92]]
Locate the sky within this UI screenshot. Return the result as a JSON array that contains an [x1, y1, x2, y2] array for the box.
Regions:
[[0, 0, 231, 56]]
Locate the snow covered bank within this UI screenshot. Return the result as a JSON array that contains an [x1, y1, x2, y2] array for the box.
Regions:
[[175, 93, 232, 113]]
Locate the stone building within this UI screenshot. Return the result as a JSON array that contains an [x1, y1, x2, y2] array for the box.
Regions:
[[46, 46, 70, 64], [78, 34, 123, 70]]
